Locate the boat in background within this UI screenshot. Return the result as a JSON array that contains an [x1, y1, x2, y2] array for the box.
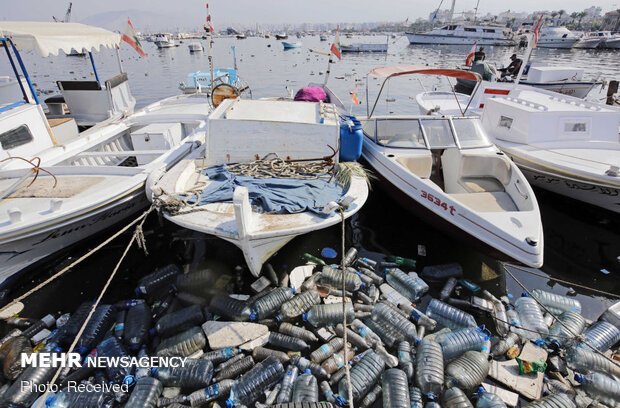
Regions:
[[534, 27, 580, 48], [154, 33, 176, 48], [406, 23, 515, 46], [359, 66, 543, 268], [236, 34, 246, 40], [188, 42, 203, 52], [589, 31, 620, 49], [282, 41, 301, 49], [320, 35, 327, 41], [341, 43, 388, 53], [573, 32, 602, 49], [275, 33, 288, 40]]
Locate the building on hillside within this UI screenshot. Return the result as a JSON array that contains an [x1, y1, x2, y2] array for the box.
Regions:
[[602, 10, 620, 31]]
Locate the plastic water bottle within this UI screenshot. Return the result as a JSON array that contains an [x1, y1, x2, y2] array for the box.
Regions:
[[114, 309, 126, 339], [48, 302, 92, 347], [335, 323, 369, 350], [385, 268, 429, 302], [226, 355, 284, 407], [359, 384, 382, 408], [415, 339, 444, 399], [279, 289, 321, 320], [45, 390, 115, 408], [522, 393, 575, 408], [320, 265, 364, 291], [310, 337, 344, 363], [351, 319, 382, 347], [514, 296, 548, 339], [277, 364, 299, 403], [475, 387, 507, 408], [364, 316, 402, 347], [136, 264, 180, 296], [209, 295, 251, 321], [321, 380, 337, 404], [546, 311, 586, 349], [155, 305, 204, 337], [153, 358, 213, 388], [20, 314, 56, 340], [75, 304, 116, 353], [401, 306, 438, 331], [426, 299, 477, 331], [292, 369, 318, 402], [581, 320, 620, 352], [124, 301, 152, 350], [338, 350, 385, 404], [442, 387, 473, 407], [249, 287, 295, 321], [125, 377, 163, 408], [425, 403, 442, 408], [279, 322, 318, 342], [436, 326, 491, 360], [252, 347, 290, 364], [321, 348, 354, 375], [289, 355, 329, 378], [420, 263, 463, 283], [440, 278, 458, 301], [410, 386, 424, 408], [505, 305, 529, 339], [202, 347, 242, 365], [491, 332, 521, 357], [155, 326, 206, 357], [0, 364, 56, 407], [372, 302, 418, 342], [445, 351, 490, 391], [97, 336, 133, 383], [215, 356, 255, 382], [565, 345, 620, 378], [303, 303, 355, 327], [381, 368, 410, 408], [531, 289, 582, 315], [398, 341, 414, 380], [188, 379, 234, 406], [480, 291, 509, 337], [574, 372, 620, 407], [268, 332, 310, 351]]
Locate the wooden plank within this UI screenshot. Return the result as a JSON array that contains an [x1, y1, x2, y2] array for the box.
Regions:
[[487, 342, 546, 400], [47, 117, 74, 127]]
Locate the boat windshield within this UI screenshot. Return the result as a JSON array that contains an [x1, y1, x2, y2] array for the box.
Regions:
[[420, 119, 456, 149], [451, 118, 492, 148], [375, 119, 426, 148]]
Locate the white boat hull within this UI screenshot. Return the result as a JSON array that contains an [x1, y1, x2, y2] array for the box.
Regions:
[[341, 44, 388, 53], [601, 38, 620, 49], [536, 38, 580, 48], [405, 32, 514, 46], [574, 38, 602, 49]]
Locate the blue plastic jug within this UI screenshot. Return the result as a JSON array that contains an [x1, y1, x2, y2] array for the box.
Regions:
[[339, 116, 363, 162]]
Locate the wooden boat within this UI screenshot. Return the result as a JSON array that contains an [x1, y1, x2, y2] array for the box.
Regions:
[[147, 99, 369, 276], [282, 41, 301, 49], [360, 66, 543, 267]]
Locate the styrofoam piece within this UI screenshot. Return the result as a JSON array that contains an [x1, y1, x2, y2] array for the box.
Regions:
[[482, 382, 520, 407], [289, 265, 315, 291], [202, 321, 269, 349]]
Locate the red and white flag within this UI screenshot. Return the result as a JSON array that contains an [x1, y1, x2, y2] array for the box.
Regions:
[[351, 83, 360, 105], [465, 41, 477, 66], [533, 14, 544, 48], [205, 3, 214, 33], [122, 19, 147, 58], [330, 26, 341, 60]]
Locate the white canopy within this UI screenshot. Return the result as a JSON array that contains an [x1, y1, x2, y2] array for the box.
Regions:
[[0, 22, 121, 57]]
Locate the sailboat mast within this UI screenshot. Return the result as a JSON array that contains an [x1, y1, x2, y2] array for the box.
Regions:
[[448, 0, 456, 23]]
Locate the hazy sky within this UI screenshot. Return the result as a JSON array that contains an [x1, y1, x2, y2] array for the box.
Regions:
[[3, 0, 620, 26]]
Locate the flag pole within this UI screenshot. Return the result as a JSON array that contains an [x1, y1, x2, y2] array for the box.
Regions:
[[206, 3, 215, 93]]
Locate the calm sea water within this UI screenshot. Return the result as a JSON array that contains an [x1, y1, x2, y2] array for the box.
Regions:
[[4, 35, 619, 321]]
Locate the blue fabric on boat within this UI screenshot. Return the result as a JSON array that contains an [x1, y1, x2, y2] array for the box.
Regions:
[[184, 165, 343, 214]]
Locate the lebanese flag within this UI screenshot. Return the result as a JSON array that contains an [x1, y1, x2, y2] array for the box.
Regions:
[[351, 83, 360, 105], [205, 3, 214, 33], [465, 41, 477, 66], [122, 19, 147, 57], [533, 14, 544, 48], [331, 26, 341, 60]]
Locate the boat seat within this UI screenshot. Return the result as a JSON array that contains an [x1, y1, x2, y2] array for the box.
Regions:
[[395, 154, 432, 178], [442, 148, 511, 194], [449, 192, 518, 212]]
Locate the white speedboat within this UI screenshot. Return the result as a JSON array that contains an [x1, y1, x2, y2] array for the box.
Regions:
[[573, 32, 602, 49], [588, 31, 620, 49], [406, 24, 515, 46], [154, 33, 176, 48], [0, 22, 209, 286], [188, 42, 203, 52], [534, 27, 580, 49], [147, 99, 369, 276], [361, 66, 543, 267], [341, 43, 388, 53]]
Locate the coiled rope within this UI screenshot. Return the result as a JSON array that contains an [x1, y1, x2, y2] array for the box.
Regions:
[[226, 152, 334, 179]]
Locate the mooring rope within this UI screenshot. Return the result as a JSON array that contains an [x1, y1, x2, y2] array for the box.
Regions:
[[226, 152, 334, 179], [339, 207, 355, 408]]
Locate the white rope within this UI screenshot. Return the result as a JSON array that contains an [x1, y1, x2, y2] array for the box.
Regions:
[[340, 208, 354, 407]]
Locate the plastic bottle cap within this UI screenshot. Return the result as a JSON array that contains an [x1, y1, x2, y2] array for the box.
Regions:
[[303, 369, 311, 374], [321, 247, 338, 258], [302, 313, 308, 321], [45, 396, 54, 405], [335, 396, 346, 406], [275, 315, 282, 322], [477, 386, 486, 394], [521, 291, 529, 297], [550, 340, 561, 350], [151, 367, 158, 376], [249, 312, 257, 321], [225, 399, 234, 408], [574, 373, 584, 383], [534, 339, 547, 347]]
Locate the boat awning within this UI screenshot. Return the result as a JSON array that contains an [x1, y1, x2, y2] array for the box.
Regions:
[[368, 65, 481, 81], [0, 22, 121, 57]]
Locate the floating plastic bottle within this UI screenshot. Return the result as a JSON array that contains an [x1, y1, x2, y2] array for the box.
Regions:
[[279, 322, 318, 342], [475, 387, 507, 408], [209, 295, 251, 321], [188, 379, 234, 407], [289, 355, 329, 378], [580, 320, 620, 352], [48, 302, 92, 347], [338, 350, 385, 404], [249, 287, 295, 321], [74, 304, 116, 354], [153, 358, 213, 388], [0, 363, 56, 407], [136, 264, 180, 296], [574, 372, 620, 407], [400, 306, 438, 331], [253, 347, 290, 364], [372, 302, 418, 342], [381, 368, 410, 408], [46, 390, 115, 408], [445, 351, 490, 391], [363, 317, 402, 347], [425, 403, 442, 408], [531, 289, 581, 315], [280, 290, 321, 320], [124, 301, 152, 350], [397, 341, 414, 380], [155, 305, 204, 338], [546, 311, 586, 349], [215, 356, 254, 381], [543, 377, 575, 396], [442, 387, 474, 408], [303, 303, 354, 327], [335, 323, 369, 350], [410, 386, 424, 408], [217, 353, 245, 371], [426, 299, 477, 331], [226, 355, 284, 407], [292, 369, 318, 402], [0, 336, 32, 380], [310, 337, 344, 363], [505, 306, 528, 339], [125, 377, 163, 408], [320, 265, 364, 291], [491, 332, 520, 357], [436, 326, 491, 360], [385, 268, 429, 302], [351, 319, 382, 347], [321, 348, 354, 375], [514, 296, 548, 340], [302, 253, 327, 266], [97, 336, 133, 383], [156, 326, 206, 357], [440, 278, 458, 301], [268, 332, 310, 351], [415, 339, 444, 399], [522, 393, 576, 408], [320, 381, 336, 404], [202, 347, 242, 365], [565, 345, 620, 378], [277, 364, 299, 403]]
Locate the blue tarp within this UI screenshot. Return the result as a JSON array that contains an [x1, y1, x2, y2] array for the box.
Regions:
[[183, 165, 344, 215]]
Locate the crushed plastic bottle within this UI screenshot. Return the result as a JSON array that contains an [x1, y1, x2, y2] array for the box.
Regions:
[[565, 345, 620, 378], [248, 287, 295, 321], [335, 323, 369, 350], [546, 311, 585, 349], [442, 387, 474, 407], [279, 289, 321, 320], [268, 332, 309, 351], [277, 364, 299, 403], [0, 364, 57, 407], [338, 350, 385, 404], [289, 355, 329, 378], [310, 337, 344, 363], [364, 316, 403, 347], [574, 372, 620, 407], [359, 384, 381, 408], [125, 377, 163, 408], [514, 296, 548, 340], [225, 355, 284, 407], [426, 299, 477, 331], [415, 339, 444, 399], [475, 387, 507, 408], [321, 265, 364, 291], [153, 358, 213, 388], [491, 332, 521, 357], [440, 278, 458, 301], [321, 348, 354, 374], [372, 302, 418, 342], [0, 336, 32, 380], [188, 379, 234, 407], [531, 289, 582, 315], [444, 351, 490, 391], [397, 341, 414, 380], [124, 301, 152, 350], [292, 369, 318, 402], [381, 368, 410, 408], [155, 305, 204, 337], [303, 303, 354, 327], [155, 326, 206, 357], [350, 319, 382, 347], [436, 326, 491, 360], [522, 393, 576, 408], [385, 268, 429, 302], [279, 322, 318, 342], [580, 320, 620, 352]]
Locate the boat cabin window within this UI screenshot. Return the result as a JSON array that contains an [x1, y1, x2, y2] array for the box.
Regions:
[[464, 27, 477, 32], [421, 119, 456, 149], [448, 25, 457, 30], [0, 124, 33, 150], [483, 29, 496, 33], [376, 119, 426, 148], [562, 119, 589, 135], [452, 118, 492, 148]]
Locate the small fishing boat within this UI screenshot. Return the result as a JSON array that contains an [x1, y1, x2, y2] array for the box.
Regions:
[[275, 33, 288, 40], [236, 34, 246, 40], [154, 33, 176, 48], [147, 98, 369, 276], [188, 42, 203, 52], [340, 43, 388, 53], [573, 32, 602, 49], [589, 31, 620, 49], [282, 41, 301, 49], [319, 35, 327, 41], [360, 66, 543, 267]]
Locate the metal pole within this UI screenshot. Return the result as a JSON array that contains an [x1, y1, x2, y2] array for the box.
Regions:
[[9, 40, 39, 104], [323, 55, 333, 87], [88, 52, 101, 86], [2, 39, 28, 103], [115, 46, 124, 73], [209, 33, 214, 92], [514, 33, 534, 87]]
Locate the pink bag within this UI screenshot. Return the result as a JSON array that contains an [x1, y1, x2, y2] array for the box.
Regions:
[[294, 86, 327, 102]]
